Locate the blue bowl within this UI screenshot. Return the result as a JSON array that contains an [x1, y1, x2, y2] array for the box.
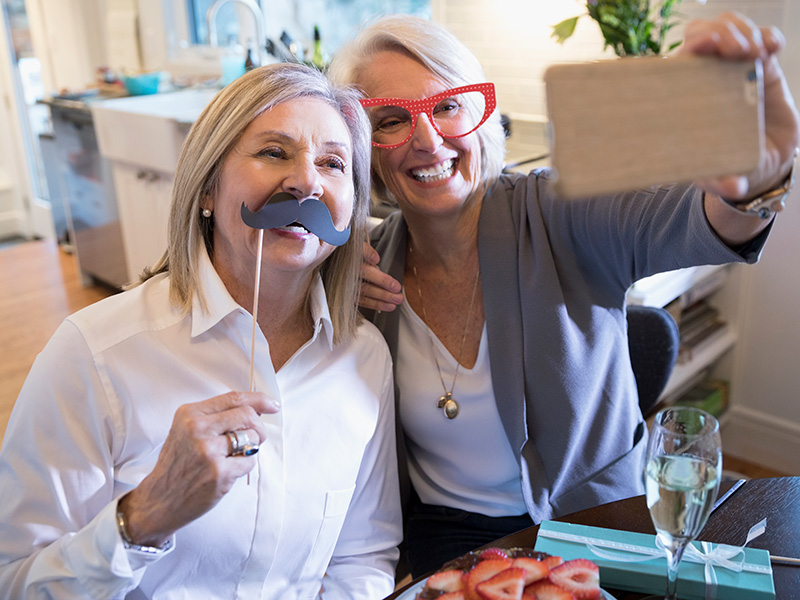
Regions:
[[123, 72, 162, 95]]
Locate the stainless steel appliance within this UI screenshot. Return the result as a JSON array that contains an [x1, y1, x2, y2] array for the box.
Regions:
[[42, 94, 129, 288]]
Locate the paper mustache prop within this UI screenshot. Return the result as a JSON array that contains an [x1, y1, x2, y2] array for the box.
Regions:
[[240, 192, 351, 246], [240, 191, 351, 432]]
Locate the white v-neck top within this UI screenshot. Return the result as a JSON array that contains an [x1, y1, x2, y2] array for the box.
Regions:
[[396, 298, 527, 516]]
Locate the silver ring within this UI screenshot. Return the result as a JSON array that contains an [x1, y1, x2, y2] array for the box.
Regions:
[[226, 430, 259, 457]]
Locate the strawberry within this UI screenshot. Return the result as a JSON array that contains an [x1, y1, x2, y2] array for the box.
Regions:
[[480, 548, 510, 561], [427, 569, 466, 592], [440, 593, 466, 600], [524, 581, 574, 600], [465, 559, 513, 600], [542, 556, 564, 569], [475, 567, 526, 600], [548, 559, 601, 600], [511, 557, 550, 585]]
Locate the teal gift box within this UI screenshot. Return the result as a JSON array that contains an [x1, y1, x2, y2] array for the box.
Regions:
[[533, 520, 774, 600]]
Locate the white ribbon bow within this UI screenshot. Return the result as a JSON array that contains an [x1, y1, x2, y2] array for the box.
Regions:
[[677, 519, 767, 600]]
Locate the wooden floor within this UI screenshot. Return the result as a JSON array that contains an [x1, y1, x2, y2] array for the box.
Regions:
[[0, 239, 114, 443], [0, 239, 788, 481]]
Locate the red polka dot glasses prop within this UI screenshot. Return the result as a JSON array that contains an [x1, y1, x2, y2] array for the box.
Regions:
[[359, 82, 497, 149]]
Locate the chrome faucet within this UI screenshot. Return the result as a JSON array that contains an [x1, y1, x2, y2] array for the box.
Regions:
[[206, 0, 265, 63]]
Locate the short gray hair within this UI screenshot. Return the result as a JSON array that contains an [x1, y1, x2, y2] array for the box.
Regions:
[[328, 15, 506, 206], [138, 62, 371, 344]]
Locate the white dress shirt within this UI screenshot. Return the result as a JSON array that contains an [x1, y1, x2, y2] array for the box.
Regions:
[[0, 249, 401, 600]]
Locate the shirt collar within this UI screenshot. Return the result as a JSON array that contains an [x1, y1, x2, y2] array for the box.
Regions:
[[307, 271, 335, 350], [190, 247, 334, 349]]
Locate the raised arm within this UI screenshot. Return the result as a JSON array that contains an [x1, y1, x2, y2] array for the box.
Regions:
[[680, 12, 800, 245]]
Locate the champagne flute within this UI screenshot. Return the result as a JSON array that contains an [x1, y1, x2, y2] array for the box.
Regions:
[[644, 407, 722, 600]]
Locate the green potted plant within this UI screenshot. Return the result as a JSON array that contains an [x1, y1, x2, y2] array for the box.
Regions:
[[552, 0, 706, 57]]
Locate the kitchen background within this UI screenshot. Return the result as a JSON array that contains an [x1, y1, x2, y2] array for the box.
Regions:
[[0, 0, 798, 473]]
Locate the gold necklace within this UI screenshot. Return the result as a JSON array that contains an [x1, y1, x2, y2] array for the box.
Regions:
[[409, 242, 481, 420]]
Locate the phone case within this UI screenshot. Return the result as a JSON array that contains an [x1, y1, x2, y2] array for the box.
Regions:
[[544, 55, 763, 199]]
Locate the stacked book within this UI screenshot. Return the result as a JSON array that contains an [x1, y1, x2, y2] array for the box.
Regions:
[[676, 299, 728, 364]]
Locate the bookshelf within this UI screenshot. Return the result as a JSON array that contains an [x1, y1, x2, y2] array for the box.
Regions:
[[626, 264, 729, 309], [627, 264, 736, 409], [660, 328, 736, 400]]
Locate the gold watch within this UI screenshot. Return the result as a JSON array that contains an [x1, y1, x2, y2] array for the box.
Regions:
[[723, 147, 799, 219]]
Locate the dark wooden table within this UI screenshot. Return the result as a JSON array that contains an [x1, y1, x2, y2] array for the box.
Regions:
[[385, 477, 800, 599]]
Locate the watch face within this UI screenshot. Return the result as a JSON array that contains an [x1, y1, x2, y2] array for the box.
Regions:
[[754, 147, 798, 212], [746, 185, 789, 218], [725, 147, 797, 219]]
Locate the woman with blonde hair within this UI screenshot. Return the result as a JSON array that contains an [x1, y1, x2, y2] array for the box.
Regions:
[[0, 62, 401, 599], [330, 13, 799, 576]]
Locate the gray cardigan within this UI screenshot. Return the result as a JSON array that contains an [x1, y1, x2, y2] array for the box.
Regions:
[[366, 169, 767, 524]]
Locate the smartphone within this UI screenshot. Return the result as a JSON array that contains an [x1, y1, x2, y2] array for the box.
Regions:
[[543, 55, 763, 199]]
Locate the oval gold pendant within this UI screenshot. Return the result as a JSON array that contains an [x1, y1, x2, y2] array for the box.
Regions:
[[437, 393, 459, 419]]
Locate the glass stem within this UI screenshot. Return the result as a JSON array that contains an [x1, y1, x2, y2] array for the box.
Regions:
[[664, 541, 688, 600]]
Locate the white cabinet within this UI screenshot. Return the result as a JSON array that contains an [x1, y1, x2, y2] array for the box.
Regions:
[[91, 87, 218, 281], [111, 163, 173, 280], [92, 89, 217, 172]]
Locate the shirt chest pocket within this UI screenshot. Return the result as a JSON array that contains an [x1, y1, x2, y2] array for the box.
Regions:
[[298, 486, 356, 598]]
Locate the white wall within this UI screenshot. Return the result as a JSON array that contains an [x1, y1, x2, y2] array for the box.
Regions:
[[720, 0, 800, 474], [27, 0, 107, 93]]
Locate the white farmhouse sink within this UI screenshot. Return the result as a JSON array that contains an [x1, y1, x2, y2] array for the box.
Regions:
[[91, 88, 220, 173]]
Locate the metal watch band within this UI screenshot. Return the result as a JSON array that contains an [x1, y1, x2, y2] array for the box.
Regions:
[[722, 147, 799, 219], [116, 498, 172, 555]]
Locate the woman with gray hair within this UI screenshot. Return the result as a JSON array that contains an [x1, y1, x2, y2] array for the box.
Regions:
[[0, 62, 401, 598], [329, 13, 799, 576]]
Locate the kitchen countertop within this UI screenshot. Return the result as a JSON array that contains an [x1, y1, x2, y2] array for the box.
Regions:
[[39, 89, 129, 113], [90, 86, 221, 173]]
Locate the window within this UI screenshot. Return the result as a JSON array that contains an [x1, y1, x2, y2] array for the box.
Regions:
[[184, 0, 430, 62]]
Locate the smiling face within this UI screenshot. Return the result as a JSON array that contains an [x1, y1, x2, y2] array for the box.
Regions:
[[358, 50, 483, 219], [207, 97, 355, 289]]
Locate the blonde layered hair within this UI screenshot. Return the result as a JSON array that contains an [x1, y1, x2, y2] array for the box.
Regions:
[[138, 63, 371, 344], [328, 15, 506, 208]]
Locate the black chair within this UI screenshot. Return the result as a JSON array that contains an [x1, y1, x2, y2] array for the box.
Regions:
[[626, 305, 680, 418]]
